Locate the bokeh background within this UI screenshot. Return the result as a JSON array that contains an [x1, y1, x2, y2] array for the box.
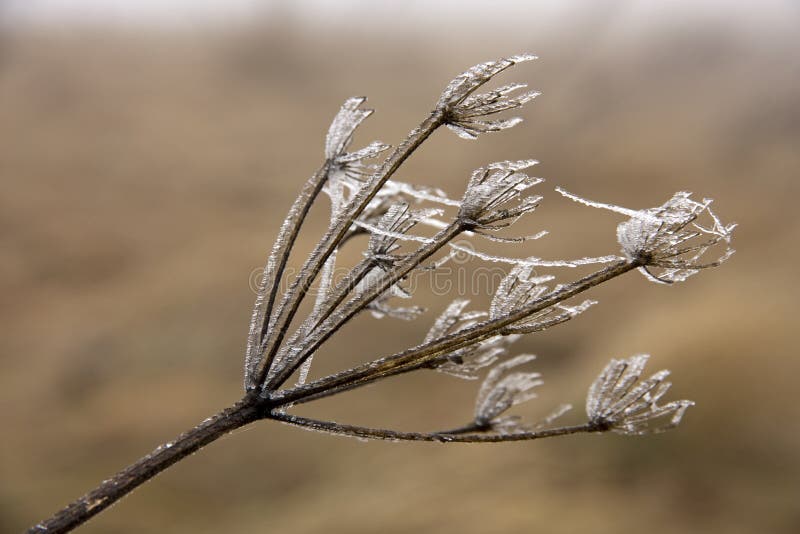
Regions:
[[2, 1, 798, 533]]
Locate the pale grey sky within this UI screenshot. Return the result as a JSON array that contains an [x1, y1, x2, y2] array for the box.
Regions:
[[2, 0, 796, 30]]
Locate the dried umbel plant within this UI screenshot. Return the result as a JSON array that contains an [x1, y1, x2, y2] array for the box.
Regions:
[[30, 54, 735, 533]]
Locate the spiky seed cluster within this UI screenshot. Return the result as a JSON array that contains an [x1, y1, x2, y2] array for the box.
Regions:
[[474, 355, 544, 433], [557, 187, 736, 284], [490, 264, 596, 333], [586, 355, 695, 435], [438, 54, 539, 140], [459, 159, 542, 226], [445, 82, 540, 140]]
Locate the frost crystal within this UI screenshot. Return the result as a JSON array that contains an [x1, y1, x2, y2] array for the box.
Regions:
[[474, 355, 544, 432], [586, 354, 694, 435], [438, 54, 538, 139], [557, 187, 736, 284]]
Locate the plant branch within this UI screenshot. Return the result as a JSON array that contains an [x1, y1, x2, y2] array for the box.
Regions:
[[270, 411, 597, 442]]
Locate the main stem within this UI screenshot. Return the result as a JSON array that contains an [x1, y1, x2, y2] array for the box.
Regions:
[[28, 397, 263, 534]]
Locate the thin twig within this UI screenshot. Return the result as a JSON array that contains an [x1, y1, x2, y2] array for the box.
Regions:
[[271, 412, 597, 443]]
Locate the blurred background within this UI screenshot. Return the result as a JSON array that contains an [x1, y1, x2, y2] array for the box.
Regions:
[[1, 1, 798, 533]]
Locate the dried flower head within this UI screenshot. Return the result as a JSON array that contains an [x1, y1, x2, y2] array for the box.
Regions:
[[474, 355, 544, 432], [557, 187, 736, 283], [438, 54, 539, 140], [586, 354, 694, 435], [425, 299, 514, 379], [490, 264, 597, 333], [459, 159, 542, 225]]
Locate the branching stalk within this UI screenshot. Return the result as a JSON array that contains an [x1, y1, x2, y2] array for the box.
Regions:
[[27, 54, 731, 533], [270, 412, 597, 443]]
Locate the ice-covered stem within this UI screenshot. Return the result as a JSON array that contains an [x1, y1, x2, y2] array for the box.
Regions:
[[270, 411, 597, 443], [271, 259, 639, 406], [245, 162, 332, 385], [28, 398, 262, 534]]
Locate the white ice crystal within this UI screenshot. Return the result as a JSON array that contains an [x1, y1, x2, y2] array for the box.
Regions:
[[474, 354, 544, 432], [585, 354, 694, 435], [556, 187, 736, 284]]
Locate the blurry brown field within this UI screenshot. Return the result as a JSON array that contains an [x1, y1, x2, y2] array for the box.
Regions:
[[1, 8, 799, 534]]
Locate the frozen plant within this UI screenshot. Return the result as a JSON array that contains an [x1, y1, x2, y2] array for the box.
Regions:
[[30, 54, 735, 533]]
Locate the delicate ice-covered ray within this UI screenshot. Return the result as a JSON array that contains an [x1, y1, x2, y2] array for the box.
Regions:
[[448, 242, 620, 268], [534, 404, 573, 429], [474, 354, 543, 429], [475, 229, 548, 244], [382, 180, 462, 207], [556, 187, 736, 284], [585, 354, 694, 435], [555, 187, 643, 218]]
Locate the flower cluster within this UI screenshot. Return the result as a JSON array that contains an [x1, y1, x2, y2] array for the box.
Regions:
[[586, 354, 694, 435], [557, 188, 736, 283]]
